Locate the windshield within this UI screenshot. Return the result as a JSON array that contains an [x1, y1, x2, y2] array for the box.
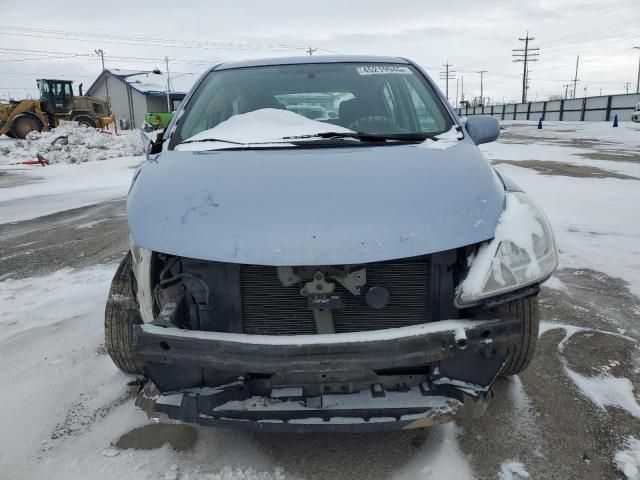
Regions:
[[170, 62, 453, 149]]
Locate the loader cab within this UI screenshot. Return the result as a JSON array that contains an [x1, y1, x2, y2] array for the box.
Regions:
[[37, 79, 74, 114]]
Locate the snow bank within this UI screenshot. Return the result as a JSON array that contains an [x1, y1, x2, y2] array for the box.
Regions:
[[0, 122, 143, 165], [615, 437, 640, 480], [176, 108, 352, 150]]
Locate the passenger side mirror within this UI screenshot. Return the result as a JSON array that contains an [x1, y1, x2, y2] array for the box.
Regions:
[[464, 115, 500, 145]]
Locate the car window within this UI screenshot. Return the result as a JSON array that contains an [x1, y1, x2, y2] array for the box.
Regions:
[[404, 78, 442, 131], [381, 83, 398, 124], [172, 62, 452, 146]]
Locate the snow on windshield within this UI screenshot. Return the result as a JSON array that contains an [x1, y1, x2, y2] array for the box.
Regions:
[[175, 108, 353, 151]]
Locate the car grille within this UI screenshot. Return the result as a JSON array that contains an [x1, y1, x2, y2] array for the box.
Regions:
[[240, 257, 432, 335]]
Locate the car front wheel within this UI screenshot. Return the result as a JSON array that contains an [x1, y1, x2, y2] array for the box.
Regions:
[[105, 252, 143, 374], [495, 297, 540, 376]]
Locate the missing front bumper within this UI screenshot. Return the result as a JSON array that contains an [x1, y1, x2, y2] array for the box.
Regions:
[[133, 317, 520, 431], [136, 380, 492, 432]]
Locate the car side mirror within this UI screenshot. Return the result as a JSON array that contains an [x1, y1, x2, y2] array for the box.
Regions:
[[464, 115, 500, 145], [140, 129, 164, 157]]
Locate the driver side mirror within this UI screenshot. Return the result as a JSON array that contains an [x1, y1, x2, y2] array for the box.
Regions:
[[140, 129, 164, 157], [464, 115, 500, 145]]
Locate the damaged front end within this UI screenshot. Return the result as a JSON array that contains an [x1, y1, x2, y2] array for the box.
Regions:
[[129, 250, 521, 432]]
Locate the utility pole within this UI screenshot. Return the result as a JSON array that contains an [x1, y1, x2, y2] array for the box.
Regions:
[[95, 48, 110, 114], [478, 70, 487, 106], [461, 75, 465, 105], [439, 61, 455, 101], [563, 84, 571, 99], [164, 56, 172, 112], [624, 82, 631, 94], [634, 47, 640, 94], [455, 78, 459, 108], [306, 46, 317, 56], [512, 31, 539, 103], [572, 55, 580, 99]]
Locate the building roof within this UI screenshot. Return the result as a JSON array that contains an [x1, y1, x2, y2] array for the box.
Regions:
[[85, 68, 196, 97]]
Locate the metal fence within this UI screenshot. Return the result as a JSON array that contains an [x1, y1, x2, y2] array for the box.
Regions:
[[456, 93, 640, 122]]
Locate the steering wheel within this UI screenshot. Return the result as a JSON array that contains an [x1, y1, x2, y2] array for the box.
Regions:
[[347, 115, 405, 133]]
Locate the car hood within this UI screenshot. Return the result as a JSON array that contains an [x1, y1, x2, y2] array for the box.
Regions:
[[127, 142, 505, 265]]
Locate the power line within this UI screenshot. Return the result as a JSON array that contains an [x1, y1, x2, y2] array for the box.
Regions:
[[0, 25, 311, 51], [512, 32, 539, 103], [456, 3, 640, 71]]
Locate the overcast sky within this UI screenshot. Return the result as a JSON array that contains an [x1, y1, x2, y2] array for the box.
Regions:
[[1, 0, 639, 104]]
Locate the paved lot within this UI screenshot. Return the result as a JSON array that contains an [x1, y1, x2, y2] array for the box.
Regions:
[[0, 123, 639, 479]]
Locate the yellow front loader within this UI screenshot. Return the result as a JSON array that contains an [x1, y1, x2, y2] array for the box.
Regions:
[[0, 79, 112, 139]]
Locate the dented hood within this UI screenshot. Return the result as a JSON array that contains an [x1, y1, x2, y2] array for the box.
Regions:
[[127, 141, 505, 265]]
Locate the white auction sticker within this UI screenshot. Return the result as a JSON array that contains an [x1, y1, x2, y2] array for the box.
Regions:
[[356, 65, 412, 75]]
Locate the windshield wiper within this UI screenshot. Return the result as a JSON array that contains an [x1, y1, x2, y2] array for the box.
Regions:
[[282, 132, 438, 143], [177, 137, 245, 146]]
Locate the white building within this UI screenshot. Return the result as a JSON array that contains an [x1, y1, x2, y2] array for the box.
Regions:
[[85, 69, 195, 129]]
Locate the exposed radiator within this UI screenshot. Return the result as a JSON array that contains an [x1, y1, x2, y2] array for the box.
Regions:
[[240, 257, 432, 335]]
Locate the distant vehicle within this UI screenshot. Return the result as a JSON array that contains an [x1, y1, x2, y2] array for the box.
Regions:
[[143, 112, 174, 131], [0, 79, 111, 139], [143, 96, 185, 130], [632, 100, 640, 123], [106, 56, 558, 432]]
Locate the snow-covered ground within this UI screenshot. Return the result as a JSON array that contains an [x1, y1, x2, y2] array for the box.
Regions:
[[481, 121, 640, 298], [0, 155, 142, 223], [0, 122, 639, 479], [0, 127, 142, 223]]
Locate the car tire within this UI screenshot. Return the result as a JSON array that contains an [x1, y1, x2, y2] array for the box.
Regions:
[[4, 131, 16, 138], [105, 252, 143, 375], [72, 115, 98, 128], [10, 114, 43, 139], [496, 296, 540, 376]]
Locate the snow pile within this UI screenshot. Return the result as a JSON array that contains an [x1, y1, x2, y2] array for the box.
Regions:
[[498, 461, 530, 479], [176, 108, 352, 150], [615, 437, 640, 479], [0, 122, 143, 165]]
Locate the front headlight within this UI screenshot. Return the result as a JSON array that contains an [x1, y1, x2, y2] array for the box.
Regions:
[[456, 192, 558, 306]]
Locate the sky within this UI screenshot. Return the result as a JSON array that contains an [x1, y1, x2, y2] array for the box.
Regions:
[[0, 0, 639, 105]]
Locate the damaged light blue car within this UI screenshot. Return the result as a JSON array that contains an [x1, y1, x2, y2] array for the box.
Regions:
[[105, 55, 558, 432]]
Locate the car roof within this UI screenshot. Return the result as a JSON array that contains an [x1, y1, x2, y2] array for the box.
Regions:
[[212, 55, 410, 71]]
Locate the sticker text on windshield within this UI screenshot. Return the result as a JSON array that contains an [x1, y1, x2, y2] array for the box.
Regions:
[[356, 65, 412, 75]]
